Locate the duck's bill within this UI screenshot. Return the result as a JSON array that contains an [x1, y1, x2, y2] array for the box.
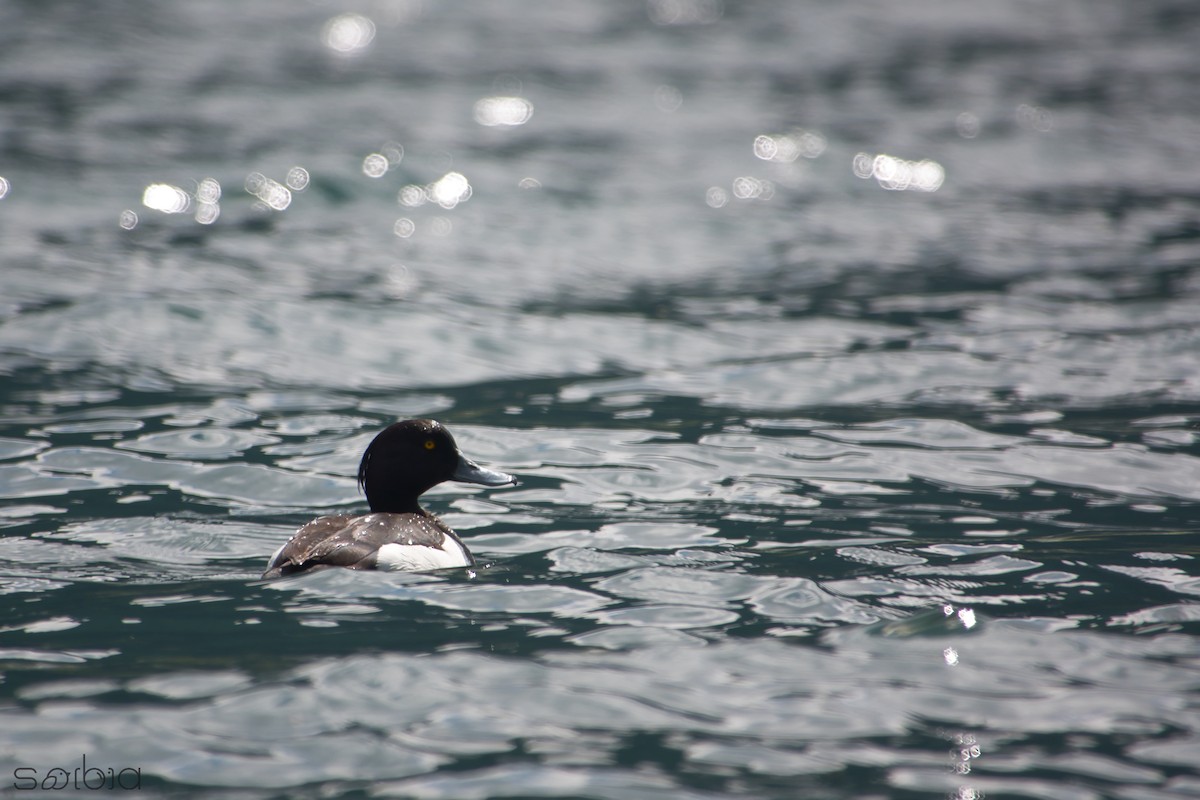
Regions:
[[452, 455, 516, 486]]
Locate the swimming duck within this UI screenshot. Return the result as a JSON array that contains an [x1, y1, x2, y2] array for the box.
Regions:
[[262, 419, 515, 579]]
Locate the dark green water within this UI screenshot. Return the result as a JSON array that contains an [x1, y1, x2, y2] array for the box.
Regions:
[[3, 2, 1200, 797]]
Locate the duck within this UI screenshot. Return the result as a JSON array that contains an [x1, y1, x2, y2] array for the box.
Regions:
[[262, 419, 515, 579]]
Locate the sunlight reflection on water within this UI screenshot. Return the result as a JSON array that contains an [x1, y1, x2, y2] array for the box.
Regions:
[[321, 12, 376, 55], [473, 96, 534, 127], [852, 152, 945, 192], [244, 171, 294, 210]]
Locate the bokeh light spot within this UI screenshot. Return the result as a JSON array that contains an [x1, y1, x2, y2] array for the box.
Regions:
[[398, 185, 427, 207], [851, 152, 874, 179], [705, 186, 728, 208], [473, 96, 534, 127], [142, 183, 192, 214], [1017, 103, 1053, 132], [321, 13, 376, 55], [194, 202, 220, 225], [362, 153, 389, 178], [654, 85, 683, 113], [193, 180, 221, 223], [0, 176, 10, 199], [381, 141, 404, 166], [118, 209, 138, 230], [753, 135, 780, 161], [195, 177, 222, 204], [731, 176, 773, 201], [385, 263, 416, 298], [853, 152, 944, 192], [286, 167, 310, 191], [393, 217, 416, 238], [731, 176, 758, 199], [244, 172, 292, 210], [428, 172, 471, 209], [753, 129, 826, 162], [956, 112, 981, 139]]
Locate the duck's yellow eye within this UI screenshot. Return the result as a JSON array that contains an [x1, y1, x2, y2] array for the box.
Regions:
[[424, 439, 436, 450]]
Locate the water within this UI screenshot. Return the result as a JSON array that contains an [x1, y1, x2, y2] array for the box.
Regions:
[[3, 1, 1200, 797]]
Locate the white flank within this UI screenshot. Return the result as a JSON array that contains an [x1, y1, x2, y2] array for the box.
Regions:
[[374, 539, 470, 572]]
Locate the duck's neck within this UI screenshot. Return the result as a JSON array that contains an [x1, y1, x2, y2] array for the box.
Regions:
[[364, 490, 425, 515], [367, 496, 429, 515]]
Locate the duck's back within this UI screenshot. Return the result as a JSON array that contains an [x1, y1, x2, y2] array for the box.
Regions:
[[262, 511, 473, 578]]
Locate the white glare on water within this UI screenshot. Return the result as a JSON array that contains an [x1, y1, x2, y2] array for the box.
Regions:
[[142, 183, 192, 214], [853, 152, 944, 192], [473, 96, 534, 127], [321, 13, 376, 54], [285, 167, 310, 191], [195, 178, 221, 204], [398, 185, 427, 207], [852, 152, 874, 179], [362, 153, 389, 178], [731, 176, 773, 201], [244, 172, 292, 210], [753, 129, 826, 162], [428, 172, 471, 209], [136, 178, 222, 225], [194, 202, 220, 225], [195, 178, 222, 223]]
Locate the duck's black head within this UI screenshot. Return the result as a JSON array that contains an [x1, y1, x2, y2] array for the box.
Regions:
[[357, 419, 515, 513]]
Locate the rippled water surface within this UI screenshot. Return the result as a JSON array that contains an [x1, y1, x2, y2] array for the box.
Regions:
[[3, 1, 1200, 797]]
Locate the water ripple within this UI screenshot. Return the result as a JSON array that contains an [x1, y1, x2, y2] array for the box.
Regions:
[[116, 428, 281, 459]]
